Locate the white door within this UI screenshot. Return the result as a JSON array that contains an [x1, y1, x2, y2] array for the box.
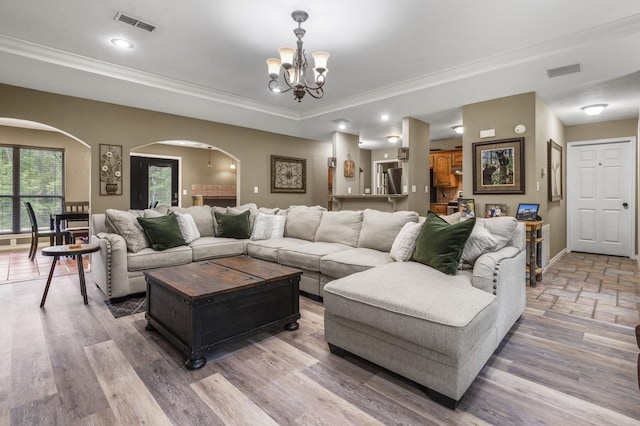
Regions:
[[567, 138, 635, 257]]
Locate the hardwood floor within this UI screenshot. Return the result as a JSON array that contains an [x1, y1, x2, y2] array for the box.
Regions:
[[0, 251, 639, 425]]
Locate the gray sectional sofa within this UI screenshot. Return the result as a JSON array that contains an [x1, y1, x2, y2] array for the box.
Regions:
[[90, 203, 526, 408]]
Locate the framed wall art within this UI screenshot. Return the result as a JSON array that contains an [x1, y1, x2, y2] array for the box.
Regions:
[[271, 155, 307, 193], [548, 139, 562, 201], [99, 144, 123, 195], [472, 137, 525, 194]]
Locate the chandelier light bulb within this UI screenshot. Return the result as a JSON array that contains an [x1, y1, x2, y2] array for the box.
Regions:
[[581, 104, 608, 116]]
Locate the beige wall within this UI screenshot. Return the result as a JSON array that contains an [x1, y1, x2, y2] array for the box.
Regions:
[[401, 117, 430, 215], [535, 95, 566, 258], [0, 126, 90, 202], [0, 84, 332, 214], [462, 92, 538, 221], [431, 137, 462, 151], [565, 119, 638, 142], [332, 132, 360, 196], [131, 144, 236, 207]]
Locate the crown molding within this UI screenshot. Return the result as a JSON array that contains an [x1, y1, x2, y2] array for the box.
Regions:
[[300, 12, 640, 120], [0, 34, 301, 121]]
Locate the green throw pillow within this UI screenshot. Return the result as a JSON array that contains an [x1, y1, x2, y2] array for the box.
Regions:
[[412, 211, 476, 275], [136, 212, 186, 251], [214, 210, 251, 239]]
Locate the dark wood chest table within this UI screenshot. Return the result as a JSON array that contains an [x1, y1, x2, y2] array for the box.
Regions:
[[144, 256, 301, 370]]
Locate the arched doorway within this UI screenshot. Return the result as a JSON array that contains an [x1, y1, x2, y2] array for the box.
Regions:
[[130, 140, 239, 209]]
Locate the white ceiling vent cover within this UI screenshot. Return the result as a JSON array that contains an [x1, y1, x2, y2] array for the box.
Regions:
[[547, 63, 581, 78], [114, 12, 156, 32]]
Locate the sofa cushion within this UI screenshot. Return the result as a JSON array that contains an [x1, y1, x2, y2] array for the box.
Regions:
[[390, 221, 423, 262], [323, 262, 497, 360], [315, 210, 363, 247], [127, 245, 193, 271], [413, 211, 475, 275], [105, 209, 149, 253], [278, 242, 351, 272], [227, 203, 258, 230], [188, 237, 245, 261], [175, 213, 201, 244], [214, 210, 251, 239], [137, 213, 186, 251], [284, 205, 325, 241], [170, 205, 215, 237], [320, 248, 393, 279], [358, 209, 419, 252], [245, 237, 309, 262], [478, 216, 518, 251], [251, 212, 286, 241]]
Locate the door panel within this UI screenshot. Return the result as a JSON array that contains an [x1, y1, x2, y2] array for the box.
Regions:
[[130, 156, 179, 210], [568, 140, 634, 257]]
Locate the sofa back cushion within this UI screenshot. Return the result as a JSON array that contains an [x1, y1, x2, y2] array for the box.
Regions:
[[358, 209, 419, 252], [315, 210, 363, 247], [169, 205, 215, 237], [284, 205, 325, 241]]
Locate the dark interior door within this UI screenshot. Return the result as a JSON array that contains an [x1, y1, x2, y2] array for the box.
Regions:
[[130, 156, 179, 210]]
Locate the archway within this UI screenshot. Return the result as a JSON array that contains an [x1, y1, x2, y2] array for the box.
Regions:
[[130, 140, 240, 208]]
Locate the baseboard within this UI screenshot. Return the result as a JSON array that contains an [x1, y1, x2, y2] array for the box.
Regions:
[[544, 248, 566, 271]]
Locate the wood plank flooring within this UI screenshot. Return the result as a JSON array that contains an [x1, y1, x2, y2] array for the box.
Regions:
[[0, 253, 639, 425]]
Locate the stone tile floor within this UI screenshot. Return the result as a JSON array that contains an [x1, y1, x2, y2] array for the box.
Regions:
[[528, 251, 640, 327]]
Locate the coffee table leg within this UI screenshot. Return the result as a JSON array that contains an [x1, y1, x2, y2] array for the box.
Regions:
[[76, 254, 88, 305], [285, 321, 299, 331], [185, 357, 206, 370], [40, 256, 59, 307]]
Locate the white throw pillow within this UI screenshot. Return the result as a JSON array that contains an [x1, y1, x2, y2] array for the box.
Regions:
[[251, 212, 286, 241], [461, 223, 499, 265], [390, 221, 423, 262], [175, 213, 201, 244]]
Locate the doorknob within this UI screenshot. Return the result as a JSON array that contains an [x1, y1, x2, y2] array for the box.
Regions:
[[623, 202, 628, 209]]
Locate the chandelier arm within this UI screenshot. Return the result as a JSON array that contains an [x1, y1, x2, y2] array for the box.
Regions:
[[304, 86, 324, 99]]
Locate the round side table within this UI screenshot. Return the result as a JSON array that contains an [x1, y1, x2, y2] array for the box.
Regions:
[[40, 243, 100, 307]]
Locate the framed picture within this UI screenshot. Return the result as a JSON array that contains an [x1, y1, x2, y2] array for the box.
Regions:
[[485, 203, 507, 217], [472, 137, 525, 194], [548, 139, 562, 201], [99, 144, 123, 195], [271, 155, 307, 193], [458, 198, 476, 220], [515, 203, 540, 221]]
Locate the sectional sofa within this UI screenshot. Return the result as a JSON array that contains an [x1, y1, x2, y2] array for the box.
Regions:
[[90, 203, 526, 408]]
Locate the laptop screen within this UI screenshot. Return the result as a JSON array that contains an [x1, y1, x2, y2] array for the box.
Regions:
[[515, 203, 540, 221]]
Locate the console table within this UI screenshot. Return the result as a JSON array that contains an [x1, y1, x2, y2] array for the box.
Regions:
[[520, 220, 544, 286]]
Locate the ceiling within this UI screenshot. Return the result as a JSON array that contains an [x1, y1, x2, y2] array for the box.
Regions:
[[0, 0, 639, 150]]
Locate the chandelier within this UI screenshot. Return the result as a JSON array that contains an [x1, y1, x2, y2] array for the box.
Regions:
[[266, 10, 329, 102]]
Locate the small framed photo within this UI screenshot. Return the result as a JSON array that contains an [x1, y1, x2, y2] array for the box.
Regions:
[[485, 203, 507, 217], [458, 198, 476, 220]]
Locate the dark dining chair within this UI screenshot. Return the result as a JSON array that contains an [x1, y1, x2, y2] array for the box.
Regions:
[[24, 202, 65, 261], [63, 201, 90, 244]]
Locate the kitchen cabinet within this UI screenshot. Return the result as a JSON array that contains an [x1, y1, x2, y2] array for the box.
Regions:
[[452, 149, 463, 168], [430, 203, 447, 214], [433, 153, 457, 187], [429, 153, 435, 169]]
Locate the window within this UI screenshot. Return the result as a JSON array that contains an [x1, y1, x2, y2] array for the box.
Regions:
[[0, 145, 65, 234]]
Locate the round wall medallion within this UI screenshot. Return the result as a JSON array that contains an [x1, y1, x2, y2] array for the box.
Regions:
[[514, 124, 526, 134]]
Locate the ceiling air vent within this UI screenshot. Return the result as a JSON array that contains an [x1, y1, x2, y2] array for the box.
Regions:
[[114, 12, 156, 32], [546, 63, 581, 78]]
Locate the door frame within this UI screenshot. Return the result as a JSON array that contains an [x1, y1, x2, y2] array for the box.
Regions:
[[566, 136, 637, 258], [130, 152, 182, 208]]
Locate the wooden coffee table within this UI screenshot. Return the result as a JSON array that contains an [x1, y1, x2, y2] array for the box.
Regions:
[[144, 256, 302, 370]]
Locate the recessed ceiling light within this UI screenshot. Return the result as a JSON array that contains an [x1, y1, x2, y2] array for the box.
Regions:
[[111, 38, 134, 49], [387, 135, 400, 143], [452, 125, 463, 134], [380, 114, 389, 121], [338, 123, 347, 130], [581, 104, 608, 116]]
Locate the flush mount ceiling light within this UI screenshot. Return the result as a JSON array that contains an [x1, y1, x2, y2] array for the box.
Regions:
[[110, 38, 134, 49], [452, 125, 464, 134], [332, 118, 349, 130], [581, 104, 608, 116], [387, 136, 400, 143], [266, 10, 329, 102], [380, 114, 390, 121]]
